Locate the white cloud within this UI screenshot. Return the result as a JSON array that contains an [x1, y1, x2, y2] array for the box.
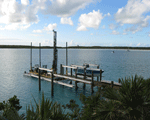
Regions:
[[111, 30, 120, 35], [33, 29, 42, 33], [115, 0, 150, 33], [109, 23, 117, 30], [90, 33, 93, 35], [149, 33, 150, 37], [44, 23, 57, 31], [21, 0, 29, 5], [123, 32, 127, 35], [60, 17, 73, 25], [77, 10, 103, 31], [0, 0, 47, 30], [43, 0, 97, 17]]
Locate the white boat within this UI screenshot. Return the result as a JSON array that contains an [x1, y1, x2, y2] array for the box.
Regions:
[[71, 63, 104, 77]]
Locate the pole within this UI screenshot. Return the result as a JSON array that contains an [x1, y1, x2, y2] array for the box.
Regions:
[[75, 68, 78, 90], [51, 72, 54, 96], [111, 81, 114, 88], [83, 68, 86, 89], [38, 69, 41, 91], [39, 43, 41, 67], [91, 71, 94, 94], [60, 64, 62, 75], [100, 69, 102, 81], [66, 42, 68, 75], [97, 65, 99, 81], [30, 42, 32, 72]]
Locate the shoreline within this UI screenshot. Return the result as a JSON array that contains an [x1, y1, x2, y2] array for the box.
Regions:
[[0, 45, 150, 50]]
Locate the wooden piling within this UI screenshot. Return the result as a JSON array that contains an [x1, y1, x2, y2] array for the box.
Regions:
[[100, 69, 102, 81], [51, 72, 54, 96], [75, 68, 78, 90], [39, 43, 41, 67], [60, 64, 62, 75], [83, 68, 86, 89], [91, 71, 94, 93], [71, 68, 72, 76], [70, 68, 72, 84], [66, 42, 68, 75], [118, 78, 121, 83], [111, 81, 114, 88], [38, 69, 41, 91], [30, 42, 32, 72], [97, 65, 99, 81]]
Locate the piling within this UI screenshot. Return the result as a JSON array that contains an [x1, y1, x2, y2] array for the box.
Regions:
[[66, 42, 68, 75], [60, 64, 62, 75], [111, 81, 114, 88], [83, 68, 86, 89], [97, 65, 99, 81], [51, 72, 54, 96], [70, 68, 72, 84], [91, 71, 94, 93], [38, 69, 41, 91], [100, 69, 102, 81], [75, 68, 78, 90], [39, 43, 41, 67], [30, 42, 32, 72], [118, 78, 121, 83]]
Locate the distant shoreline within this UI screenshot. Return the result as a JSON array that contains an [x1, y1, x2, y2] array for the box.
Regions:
[[0, 45, 150, 50]]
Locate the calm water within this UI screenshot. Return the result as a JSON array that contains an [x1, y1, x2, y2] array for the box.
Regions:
[[0, 49, 150, 114]]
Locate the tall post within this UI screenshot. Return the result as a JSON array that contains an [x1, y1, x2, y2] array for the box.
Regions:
[[83, 67, 86, 89], [39, 43, 41, 68], [70, 68, 72, 84], [111, 81, 114, 88], [75, 68, 78, 90], [51, 72, 54, 96], [100, 69, 102, 82], [71, 68, 72, 76], [30, 42, 32, 72], [118, 78, 121, 83], [38, 69, 41, 91], [52, 30, 57, 74], [91, 71, 94, 94], [66, 42, 68, 75], [97, 65, 99, 81], [60, 64, 62, 75]]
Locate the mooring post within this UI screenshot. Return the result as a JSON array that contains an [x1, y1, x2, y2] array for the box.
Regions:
[[97, 65, 99, 81], [75, 68, 78, 90], [51, 72, 54, 96], [83, 67, 86, 89], [100, 69, 102, 82], [66, 42, 68, 75], [71, 68, 72, 76], [62, 66, 64, 75], [60, 64, 62, 75], [118, 78, 121, 83], [39, 43, 41, 68], [30, 42, 32, 72], [38, 69, 41, 91], [91, 71, 94, 94], [70, 68, 72, 84], [111, 81, 114, 88]]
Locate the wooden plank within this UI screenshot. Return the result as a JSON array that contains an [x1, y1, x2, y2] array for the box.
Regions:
[[62, 65, 77, 69], [39, 68, 53, 72], [54, 74, 92, 84]]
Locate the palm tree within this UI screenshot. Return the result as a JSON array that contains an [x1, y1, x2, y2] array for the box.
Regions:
[[93, 75, 150, 120], [26, 93, 69, 120]]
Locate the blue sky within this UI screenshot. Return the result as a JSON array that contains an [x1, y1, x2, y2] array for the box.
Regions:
[[0, 0, 150, 47]]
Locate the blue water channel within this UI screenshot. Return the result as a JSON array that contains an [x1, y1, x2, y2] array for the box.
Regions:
[[0, 49, 150, 114]]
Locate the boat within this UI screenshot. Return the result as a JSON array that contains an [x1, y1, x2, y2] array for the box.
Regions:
[[71, 63, 104, 77]]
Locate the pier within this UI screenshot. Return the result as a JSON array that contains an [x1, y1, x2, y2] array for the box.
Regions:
[[24, 30, 122, 96]]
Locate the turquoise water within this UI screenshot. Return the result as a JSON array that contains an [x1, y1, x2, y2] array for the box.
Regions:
[[0, 49, 150, 114]]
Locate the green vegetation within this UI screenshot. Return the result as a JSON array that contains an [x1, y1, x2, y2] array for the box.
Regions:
[[1, 45, 150, 50], [1, 75, 150, 120]]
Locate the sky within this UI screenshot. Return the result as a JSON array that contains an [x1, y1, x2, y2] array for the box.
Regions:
[[0, 0, 150, 47]]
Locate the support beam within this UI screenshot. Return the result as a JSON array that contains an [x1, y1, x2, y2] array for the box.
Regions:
[[91, 71, 94, 94], [75, 69, 78, 90], [51, 72, 54, 96], [30, 42, 32, 72], [100, 69, 102, 81], [97, 65, 99, 81], [60, 64, 62, 75], [66, 42, 68, 75], [111, 81, 114, 88], [39, 43, 41, 67], [38, 69, 41, 91]]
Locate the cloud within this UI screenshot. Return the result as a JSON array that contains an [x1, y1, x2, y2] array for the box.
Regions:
[[115, 0, 150, 33], [111, 30, 120, 35], [77, 10, 103, 31], [60, 17, 73, 25], [44, 23, 57, 31], [33, 29, 42, 33], [43, 0, 97, 17], [109, 23, 117, 30], [123, 32, 127, 35], [0, 0, 47, 30], [149, 33, 150, 37]]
